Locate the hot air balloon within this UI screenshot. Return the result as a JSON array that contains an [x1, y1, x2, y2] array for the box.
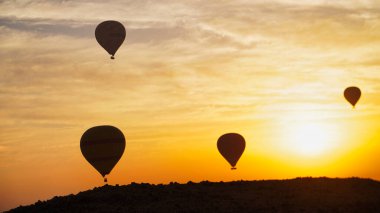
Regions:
[[217, 133, 245, 170], [95, 20, 126, 59], [344, 86, 361, 108], [80, 125, 125, 183]]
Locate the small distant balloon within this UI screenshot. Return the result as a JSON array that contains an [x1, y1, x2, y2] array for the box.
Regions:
[[344, 86, 361, 108], [95, 20, 126, 59], [80, 125, 125, 183], [217, 133, 246, 170]]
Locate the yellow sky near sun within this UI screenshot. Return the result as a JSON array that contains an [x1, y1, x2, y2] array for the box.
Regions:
[[1, 0, 380, 211]]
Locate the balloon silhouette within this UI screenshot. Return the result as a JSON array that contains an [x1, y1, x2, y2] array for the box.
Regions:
[[217, 133, 246, 170], [80, 125, 125, 183], [95, 20, 126, 59], [344, 86, 361, 108]]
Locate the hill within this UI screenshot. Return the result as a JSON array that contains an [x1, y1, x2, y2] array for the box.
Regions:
[[7, 177, 380, 213]]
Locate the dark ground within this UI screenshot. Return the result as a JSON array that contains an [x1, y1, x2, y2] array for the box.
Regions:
[[7, 177, 380, 213]]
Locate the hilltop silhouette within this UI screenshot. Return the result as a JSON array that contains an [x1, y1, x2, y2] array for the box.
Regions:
[[7, 177, 380, 213]]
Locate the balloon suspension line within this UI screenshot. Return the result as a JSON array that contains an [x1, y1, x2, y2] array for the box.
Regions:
[[231, 167, 237, 170]]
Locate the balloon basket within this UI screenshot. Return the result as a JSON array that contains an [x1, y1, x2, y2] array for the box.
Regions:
[[231, 167, 237, 170], [111, 56, 115, 60], [104, 177, 107, 183]]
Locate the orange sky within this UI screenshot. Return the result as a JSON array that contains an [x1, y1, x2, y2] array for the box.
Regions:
[[1, 0, 380, 211]]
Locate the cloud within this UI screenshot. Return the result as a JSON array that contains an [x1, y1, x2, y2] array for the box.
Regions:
[[0, 0, 378, 114], [0, 17, 94, 37]]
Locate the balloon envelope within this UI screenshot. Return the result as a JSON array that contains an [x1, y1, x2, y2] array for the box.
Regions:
[[344, 86, 361, 108], [217, 133, 245, 169], [80, 125, 125, 178], [95, 20, 126, 59]]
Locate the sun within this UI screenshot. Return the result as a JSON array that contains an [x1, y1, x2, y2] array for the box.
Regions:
[[288, 123, 331, 157], [279, 110, 339, 158]]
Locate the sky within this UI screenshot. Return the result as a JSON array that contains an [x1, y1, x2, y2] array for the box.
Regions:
[[1, 0, 380, 211]]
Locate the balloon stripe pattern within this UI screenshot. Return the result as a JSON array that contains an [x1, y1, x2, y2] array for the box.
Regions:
[[80, 126, 125, 179]]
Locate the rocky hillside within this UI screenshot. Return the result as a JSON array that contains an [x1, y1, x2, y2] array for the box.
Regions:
[[8, 177, 380, 213]]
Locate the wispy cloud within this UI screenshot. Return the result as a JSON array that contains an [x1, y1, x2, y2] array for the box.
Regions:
[[0, 0, 378, 125]]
